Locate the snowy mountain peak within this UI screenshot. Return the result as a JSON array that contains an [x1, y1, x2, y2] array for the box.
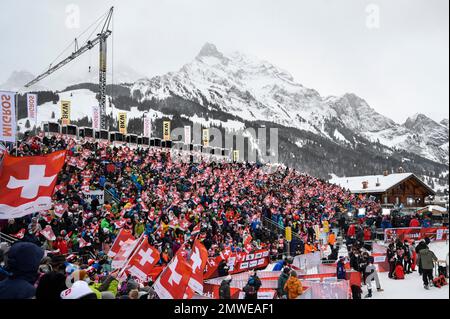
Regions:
[[440, 118, 449, 127], [129, 43, 448, 165], [196, 42, 226, 60], [0, 70, 47, 92], [403, 113, 439, 131]]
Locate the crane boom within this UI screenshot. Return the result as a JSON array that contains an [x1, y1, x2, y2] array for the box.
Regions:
[[23, 32, 110, 88], [24, 7, 114, 130]]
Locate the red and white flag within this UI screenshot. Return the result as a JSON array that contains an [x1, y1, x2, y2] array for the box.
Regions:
[[78, 237, 91, 248], [153, 251, 192, 299], [53, 203, 68, 218], [187, 240, 208, 294], [191, 223, 201, 236], [40, 225, 56, 241], [0, 150, 66, 219], [107, 229, 135, 257], [220, 246, 232, 260], [178, 219, 191, 232], [125, 239, 160, 282], [169, 217, 179, 229], [11, 228, 25, 239]]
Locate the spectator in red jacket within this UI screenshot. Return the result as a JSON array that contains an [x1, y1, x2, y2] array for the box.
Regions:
[[363, 228, 372, 241], [409, 217, 420, 228], [347, 224, 356, 237], [53, 236, 69, 255]]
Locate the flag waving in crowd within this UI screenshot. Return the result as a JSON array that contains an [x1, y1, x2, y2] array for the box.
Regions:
[[0, 150, 66, 219]]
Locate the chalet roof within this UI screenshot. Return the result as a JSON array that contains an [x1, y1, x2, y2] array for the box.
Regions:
[[329, 173, 435, 195]]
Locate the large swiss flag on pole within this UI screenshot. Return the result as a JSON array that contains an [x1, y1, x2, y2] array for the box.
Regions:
[[0, 150, 66, 219], [153, 250, 193, 299]]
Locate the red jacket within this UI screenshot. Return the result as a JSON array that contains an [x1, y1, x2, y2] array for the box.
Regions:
[[395, 264, 405, 280], [409, 219, 420, 227], [347, 225, 356, 237], [363, 229, 371, 241], [54, 239, 69, 255]]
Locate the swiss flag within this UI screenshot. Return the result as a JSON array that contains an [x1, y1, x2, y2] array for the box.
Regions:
[[0, 150, 66, 219], [107, 229, 135, 257], [168, 217, 179, 229], [220, 246, 232, 260], [191, 223, 201, 236], [11, 228, 25, 239], [78, 237, 91, 248], [187, 240, 208, 294], [125, 239, 160, 282], [40, 225, 56, 241], [153, 250, 192, 299], [54, 203, 68, 218], [178, 219, 191, 232]]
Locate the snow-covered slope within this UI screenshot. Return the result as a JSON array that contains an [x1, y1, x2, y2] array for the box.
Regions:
[[365, 114, 449, 164], [17, 89, 168, 133], [130, 43, 448, 164]]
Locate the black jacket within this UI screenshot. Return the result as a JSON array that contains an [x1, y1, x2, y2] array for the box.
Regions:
[[0, 242, 44, 299], [219, 280, 231, 299]]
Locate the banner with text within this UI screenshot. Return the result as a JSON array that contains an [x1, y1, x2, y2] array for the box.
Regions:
[[202, 128, 209, 147], [118, 112, 127, 135], [204, 249, 270, 279], [81, 190, 105, 205], [0, 91, 16, 143], [26, 93, 37, 124], [143, 115, 151, 138], [184, 126, 191, 145], [60, 100, 71, 125], [384, 227, 449, 242], [163, 121, 171, 141], [92, 105, 100, 131]]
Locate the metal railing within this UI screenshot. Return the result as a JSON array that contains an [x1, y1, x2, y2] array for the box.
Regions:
[[0, 232, 18, 244], [104, 187, 120, 204], [262, 217, 302, 241]]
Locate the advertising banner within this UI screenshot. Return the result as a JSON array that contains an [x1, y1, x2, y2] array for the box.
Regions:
[[143, 115, 151, 138], [0, 91, 16, 143], [202, 128, 209, 147], [204, 249, 270, 279], [184, 126, 191, 144], [26, 93, 38, 123], [60, 100, 71, 125], [384, 227, 449, 242], [81, 190, 104, 205], [163, 121, 171, 141], [118, 112, 127, 134], [92, 105, 100, 130]]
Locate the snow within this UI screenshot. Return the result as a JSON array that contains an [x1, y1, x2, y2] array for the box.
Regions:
[[18, 88, 171, 133], [184, 114, 245, 132], [372, 241, 449, 299], [329, 172, 417, 194], [333, 129, 349, 144], [129, 44, 448, 166]]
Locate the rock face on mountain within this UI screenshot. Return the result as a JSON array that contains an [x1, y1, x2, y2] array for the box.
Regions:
[[130, 43, 448, 165]]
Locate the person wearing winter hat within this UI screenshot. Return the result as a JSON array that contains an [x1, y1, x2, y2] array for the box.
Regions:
[[219, 275, 232, 299], [284, 270, 303, 299], [36, 270, 67, 299], [0, 242, 44, 299], [277, 267, 290, 299], [60, 280, 97, 299], [364, 256, 383, 298]]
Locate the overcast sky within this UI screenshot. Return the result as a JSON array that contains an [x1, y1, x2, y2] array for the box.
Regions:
[[1, 0, 448, 123]]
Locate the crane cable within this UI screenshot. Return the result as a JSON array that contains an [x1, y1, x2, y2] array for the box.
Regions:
[[39, 8, 110, 76]]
